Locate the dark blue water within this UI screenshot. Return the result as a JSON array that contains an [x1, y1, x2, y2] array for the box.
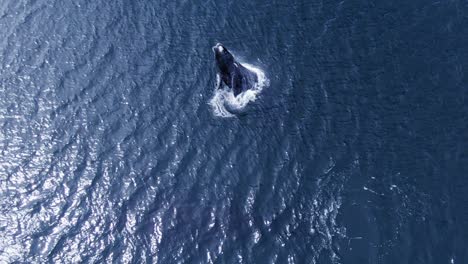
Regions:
[[1, 0, 467, 263]]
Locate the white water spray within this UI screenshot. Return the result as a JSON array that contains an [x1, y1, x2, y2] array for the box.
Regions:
[[209, 63, 269, 118]]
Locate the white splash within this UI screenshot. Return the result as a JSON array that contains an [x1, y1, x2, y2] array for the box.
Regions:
[[209, 63, 269, 118]]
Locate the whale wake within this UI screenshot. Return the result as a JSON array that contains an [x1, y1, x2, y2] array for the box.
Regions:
[[209, 63, 269, 118]]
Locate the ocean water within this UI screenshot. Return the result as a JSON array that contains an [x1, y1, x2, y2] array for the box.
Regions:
[[0, 0, 467, 263]]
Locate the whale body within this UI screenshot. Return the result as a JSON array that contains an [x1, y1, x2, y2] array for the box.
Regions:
[[213, 43, 258, 97]]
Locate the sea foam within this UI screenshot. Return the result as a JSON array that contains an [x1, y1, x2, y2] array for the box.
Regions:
[[209, 63, 268, 118]]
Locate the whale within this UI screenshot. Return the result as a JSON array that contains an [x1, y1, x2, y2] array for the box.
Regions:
[[212, 43, 258, 97]]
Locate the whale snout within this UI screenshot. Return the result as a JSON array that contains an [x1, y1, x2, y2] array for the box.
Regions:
[[212, 43, 225, 54]]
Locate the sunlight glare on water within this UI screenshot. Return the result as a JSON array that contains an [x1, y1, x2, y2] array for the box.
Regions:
[[0, 0, 466, 263]]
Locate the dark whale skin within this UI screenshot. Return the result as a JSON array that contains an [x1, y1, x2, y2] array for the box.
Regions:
[[213, 43, 258, 97]]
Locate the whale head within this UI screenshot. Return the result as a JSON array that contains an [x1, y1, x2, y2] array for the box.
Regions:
[[212, 43, 225, 53], [213, 43, 234, 72]]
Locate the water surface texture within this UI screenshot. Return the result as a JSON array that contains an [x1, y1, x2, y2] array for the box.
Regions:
[[1, 0, 467, 263]]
